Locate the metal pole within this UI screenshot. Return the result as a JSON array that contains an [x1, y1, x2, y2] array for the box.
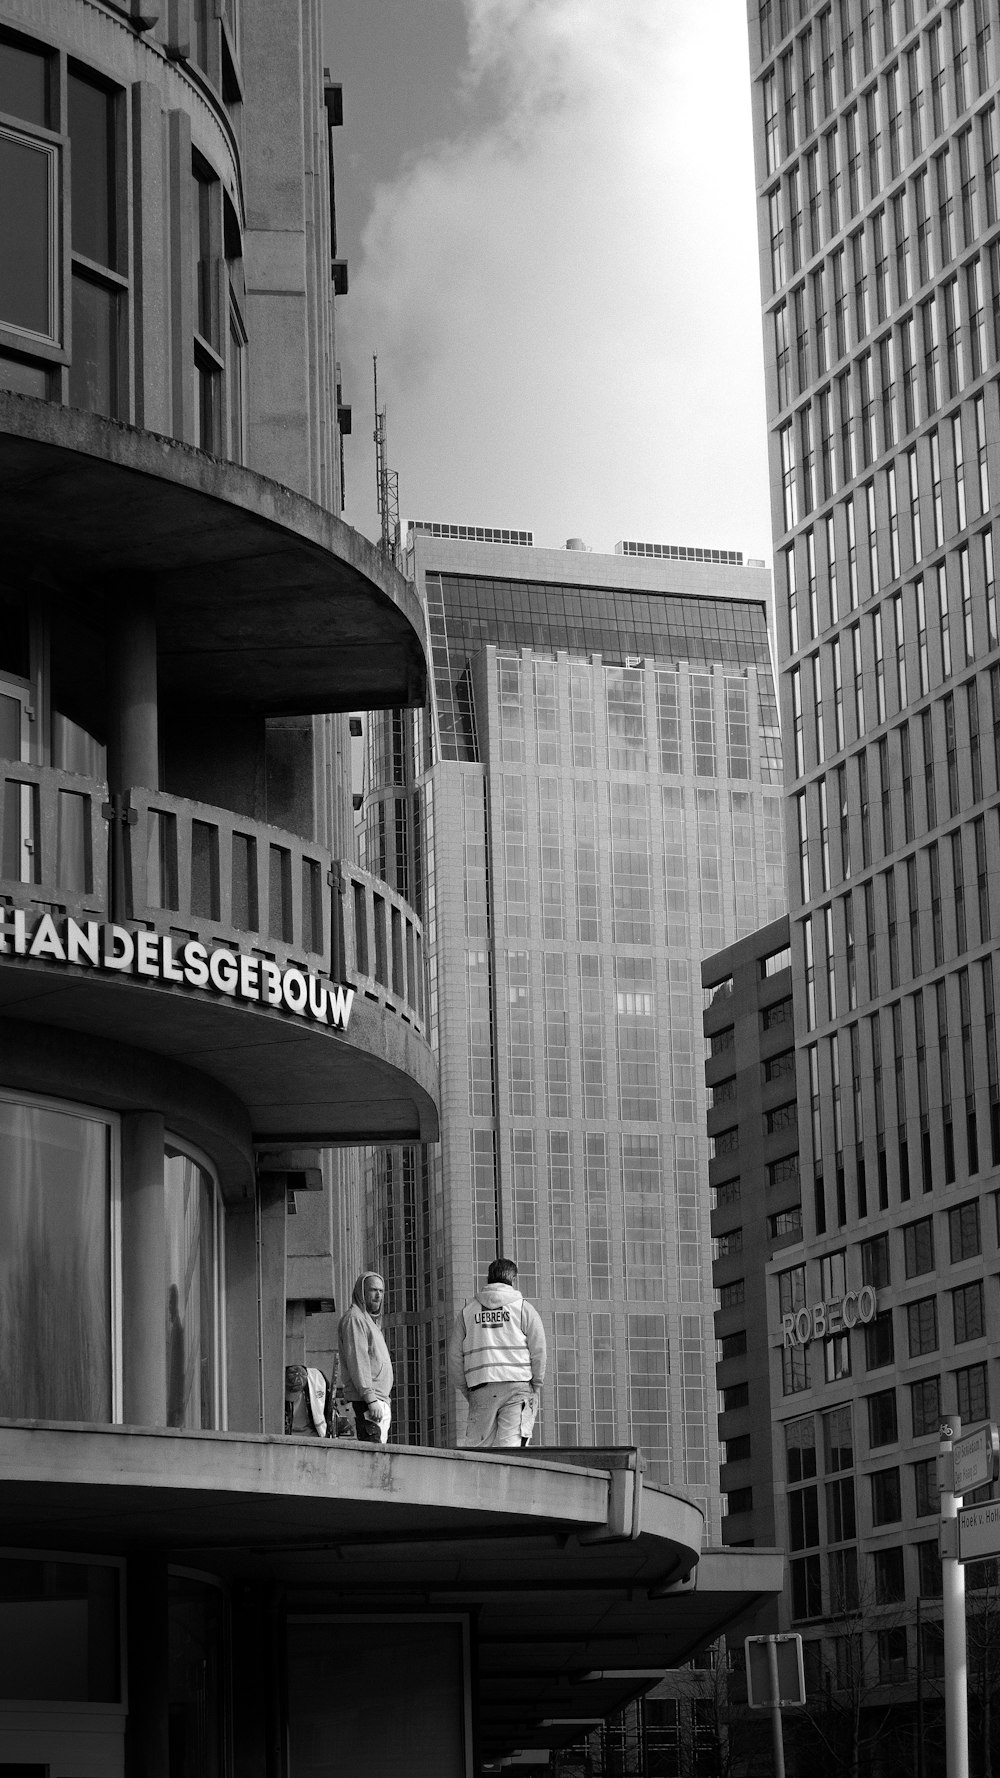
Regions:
[[941, 1415, 969, 1778], [766, 1636, 786, 1778], [916, 1593, 924, 1778]]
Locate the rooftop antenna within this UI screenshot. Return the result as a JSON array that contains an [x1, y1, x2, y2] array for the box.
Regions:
[[373, 353, 401, 570]]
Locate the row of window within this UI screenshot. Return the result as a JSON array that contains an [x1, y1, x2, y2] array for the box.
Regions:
[[780, 345, 996, 550], [799, 810, 998, 1026], [759, 0, 990, 123], [0, 27, 247, 455], [796, 958, 1000, 1232], [765, 64, 999, 300]]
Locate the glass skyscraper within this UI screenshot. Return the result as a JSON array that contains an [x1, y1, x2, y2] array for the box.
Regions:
[[354, 527, 784, 1527]]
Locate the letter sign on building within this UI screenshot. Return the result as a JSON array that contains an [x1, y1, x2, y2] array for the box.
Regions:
[[781, 1286, 877, 1347]]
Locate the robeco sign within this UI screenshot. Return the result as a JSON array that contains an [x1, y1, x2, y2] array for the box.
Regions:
[[780, 1286, 878, 1347], [0, 909, 354, 1030]]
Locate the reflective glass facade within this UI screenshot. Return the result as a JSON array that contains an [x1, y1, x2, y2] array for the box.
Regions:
[[360, 537, 783, 1523]]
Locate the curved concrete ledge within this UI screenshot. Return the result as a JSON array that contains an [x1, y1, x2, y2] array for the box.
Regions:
[[0, 949, 440, 1147], [0, 393, 427, 714]]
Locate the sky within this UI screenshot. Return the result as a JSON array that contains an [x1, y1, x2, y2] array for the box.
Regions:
[[323, 0, 773, 565]]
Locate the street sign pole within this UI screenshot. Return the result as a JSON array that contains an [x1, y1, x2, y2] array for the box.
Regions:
[[940, 1415, 969, 1778], [765, 1636, 786, 1778]]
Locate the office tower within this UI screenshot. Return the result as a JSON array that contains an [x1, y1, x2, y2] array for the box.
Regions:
[[748, 0, 1000, 1739], [357, 526, 785, 1527]]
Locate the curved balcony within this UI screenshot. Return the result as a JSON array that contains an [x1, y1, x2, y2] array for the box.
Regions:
[[0, 766, 438, 1146], [0, 393, 427, 716]]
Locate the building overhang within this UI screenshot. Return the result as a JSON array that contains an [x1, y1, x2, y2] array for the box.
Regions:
[[0, 392, 427, 714], [0, 1424, 782, 1760], [0, 971, 439, 1159]]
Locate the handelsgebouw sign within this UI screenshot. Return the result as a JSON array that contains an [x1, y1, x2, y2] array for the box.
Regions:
[[0, 909, 354, 1030]]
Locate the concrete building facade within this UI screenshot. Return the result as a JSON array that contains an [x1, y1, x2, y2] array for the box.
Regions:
[[355, 528, 786, 1530], [745, 0, 1000, 1756]]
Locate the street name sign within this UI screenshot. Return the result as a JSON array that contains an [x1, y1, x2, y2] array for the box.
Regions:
[[953, 1421, 1000, 1495], [745, 1635, 806, 1709], [958, 1499, 1000, 1563]]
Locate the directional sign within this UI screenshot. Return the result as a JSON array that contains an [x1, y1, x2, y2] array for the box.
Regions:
[[745, 1635, 806, 1708], [958, 1499, 1000, 1563], [953, 1422, 1000, 1494]]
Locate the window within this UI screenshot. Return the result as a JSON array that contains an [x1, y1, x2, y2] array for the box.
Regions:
[[68, 69, 125, 419], [951, 1276, 984, 1347], [949, 1199, 981, 1261], [164, 1143, 221, 1429], [911, 1374, 941, 1437], [783, 1344, 810, 1394], [791, 1554, 822, 1620], [871, 1466, 902, 1525], [0, 1091, 119, 1421], [861, 1231, 890, 1287], [904, 1216, 934, 1276], [192, 155, 224, 451], [829, 1545, 859, 1613], [865, 1310, 895, 1370], [874, 1546, 905, 1604], [913, 1456, 937, 1517], [956, 1362, 989, 1422], [878, 1625, 908, 1681], [824, 1404, 854, 1472], [908, 1296, 938, 1357], [868, 1388, 898, 1447], [0, 33, 62, 383]]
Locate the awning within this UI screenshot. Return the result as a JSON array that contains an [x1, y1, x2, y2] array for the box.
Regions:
[[0, 1423, 782, 1760]]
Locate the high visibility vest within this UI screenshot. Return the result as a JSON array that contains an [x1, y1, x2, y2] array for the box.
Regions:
[[461, 1294, 532, 1389]]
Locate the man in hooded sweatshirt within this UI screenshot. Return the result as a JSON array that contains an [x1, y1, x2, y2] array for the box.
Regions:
[[447, 1257, 546, 1448], [338, 1272, 394, 1443]]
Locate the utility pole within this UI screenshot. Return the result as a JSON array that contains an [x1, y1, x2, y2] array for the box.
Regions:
[[940, 1414, 969, 1778]]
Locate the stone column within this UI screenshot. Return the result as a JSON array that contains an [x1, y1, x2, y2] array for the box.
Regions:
[[120, 1111, 167, 1426], [106, 590, 159, 795]]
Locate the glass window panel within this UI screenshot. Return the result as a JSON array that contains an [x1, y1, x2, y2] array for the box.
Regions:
[[0, 1556, 120, 1702], [68, 72, 115, 268], [0, 39, 49, 127], [0, 348, 48, 396], [0, 1097, 112, 1420], [69, 273, 118, 417], [0, 131, 54, 337], [164, 1148, 218, 1431]]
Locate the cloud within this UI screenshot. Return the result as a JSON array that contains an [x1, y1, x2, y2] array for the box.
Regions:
[[342, 0, 770, 558]]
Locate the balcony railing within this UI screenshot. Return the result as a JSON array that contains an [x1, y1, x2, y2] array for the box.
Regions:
[[0, 770, 427, 1034]]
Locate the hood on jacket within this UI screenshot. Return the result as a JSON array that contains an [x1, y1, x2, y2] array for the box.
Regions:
[[475, 1282, 522, 1312], [352, 1271, 386, 1322]]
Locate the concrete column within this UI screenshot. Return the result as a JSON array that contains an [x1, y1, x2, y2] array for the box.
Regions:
[[259, 1179, 288, 1434], [107, 591, 159, 795], [124, 1556, 169, 1778], [121, 1111, 167, 1426], [226, 1199, 263, 1432]]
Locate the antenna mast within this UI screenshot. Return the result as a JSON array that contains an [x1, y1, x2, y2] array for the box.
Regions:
[[373, 353, 401, 570]]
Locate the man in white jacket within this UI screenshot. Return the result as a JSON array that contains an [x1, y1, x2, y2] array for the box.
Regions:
[[447, 1257, 547, 1448]]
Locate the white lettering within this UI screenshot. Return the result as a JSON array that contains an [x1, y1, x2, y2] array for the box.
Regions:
[[183, 940, 209, 988], [29, 913, 65, 961], [842, 1291, 859, 1328], [857, 1284, 877, 1324], [259, 960, 283, 1006], [827, 1297, 844, 1335], [135, 930, 159, 978], [812, 1302, 828, 1341], [0, 911, 352, 1030], [161, 936, 184, 983], [238, 954, 260, 1002], [327, 984, 355, 1029], [781, 1313, 796, 1348], [209, 948, 238, 995], [102, 925, 134, 971], [66, 918, 100, 966], [282, 968, 307, 1013], [794, 1308, 812, 1345]]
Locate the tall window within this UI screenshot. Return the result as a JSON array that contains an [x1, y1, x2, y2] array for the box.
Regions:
[[0, 1092, 118, 1422], [68, 68, 125, 417], [164, 1144, 221, 1430]]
